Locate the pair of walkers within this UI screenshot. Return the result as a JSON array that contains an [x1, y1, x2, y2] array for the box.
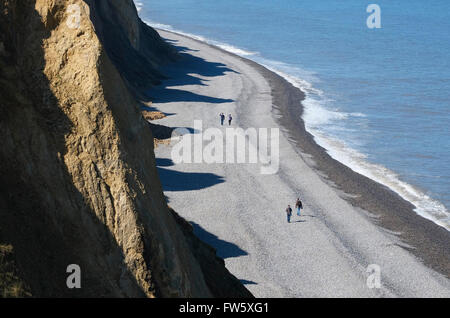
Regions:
[[219, 113, 233, 126], [285, 198, 303, 223]]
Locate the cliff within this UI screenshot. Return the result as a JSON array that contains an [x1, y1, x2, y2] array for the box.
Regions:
[[0, 0, 252, 298]]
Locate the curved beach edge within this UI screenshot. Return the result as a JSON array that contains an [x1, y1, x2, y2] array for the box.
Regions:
[[157, 28, 450, 280]]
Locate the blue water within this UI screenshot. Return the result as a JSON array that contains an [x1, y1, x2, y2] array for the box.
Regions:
[[135, 0, 450, 229]]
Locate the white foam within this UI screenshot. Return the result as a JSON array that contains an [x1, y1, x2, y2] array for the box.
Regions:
[[310, 130, 450, 230], [143, 20, 258, 57], [134, 1, 143, 12], [257, 61, 323, 96], [139, 15, 450, 231], [303, 98, 347, 127], [249, 46, 450, 231]]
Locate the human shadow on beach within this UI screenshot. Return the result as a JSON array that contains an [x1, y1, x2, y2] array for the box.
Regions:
[[156, 158, 225, 192], [146, 37, 239, 105], [191, 222, 248, 259]]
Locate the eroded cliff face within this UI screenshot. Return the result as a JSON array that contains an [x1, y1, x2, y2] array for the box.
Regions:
[[0, 0, 251, 298]]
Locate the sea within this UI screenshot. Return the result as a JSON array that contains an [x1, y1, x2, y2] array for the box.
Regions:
[[134, 0, 450, 230]]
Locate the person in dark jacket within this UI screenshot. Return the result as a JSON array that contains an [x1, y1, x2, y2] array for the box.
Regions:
[[295, 198, 303, 216], [286, 205, 293, 223]]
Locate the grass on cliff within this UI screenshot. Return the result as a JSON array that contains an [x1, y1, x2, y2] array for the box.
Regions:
[[0, 244, 31, 298]]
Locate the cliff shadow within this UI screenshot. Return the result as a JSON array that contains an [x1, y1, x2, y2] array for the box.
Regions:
[[156, 158, 225, 192], [191, 222, 248, 259], [150, 87, 234, 104], [169, 208, 254, 297], [240, 279, 257, 285], [144, 37, 238, 105], [148, 122, 199, 140]]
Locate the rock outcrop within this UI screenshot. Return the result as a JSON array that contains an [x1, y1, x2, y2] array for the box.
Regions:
[[0, 0, 252, 298]]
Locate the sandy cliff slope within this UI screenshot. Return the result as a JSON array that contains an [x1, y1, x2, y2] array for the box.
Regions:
[[0, 0, 251, 297]]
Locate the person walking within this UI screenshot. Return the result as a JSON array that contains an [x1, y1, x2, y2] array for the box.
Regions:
[[295, 198, 303, 216], [286, 205, 293, 223], [228, 113, 233, 126], [220, 113, 225, 125]]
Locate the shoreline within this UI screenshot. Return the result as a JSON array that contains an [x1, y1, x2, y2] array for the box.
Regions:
[[157, 29, 450, 279], [151, 28, 450, 296], [144, 22, 450, 232], [243, 57, 450, 278], [158, 29, 450, 278]]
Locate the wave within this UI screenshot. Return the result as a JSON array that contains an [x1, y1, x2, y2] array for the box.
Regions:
[[262, 61, 450, 231], [144, 20, 258, 57], [135, 1, 143, 12], [139, 15, 450, 231], [310, 129, 450, 230]]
